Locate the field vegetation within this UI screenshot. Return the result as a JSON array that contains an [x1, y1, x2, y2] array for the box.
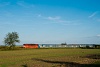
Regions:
[[0, 48, 100, 67]]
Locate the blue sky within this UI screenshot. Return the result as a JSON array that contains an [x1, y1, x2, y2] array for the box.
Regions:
[[0, 0, 100, 45]]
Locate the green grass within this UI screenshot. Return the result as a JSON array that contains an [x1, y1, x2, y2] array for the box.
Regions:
[[0, 48, 100, 67]]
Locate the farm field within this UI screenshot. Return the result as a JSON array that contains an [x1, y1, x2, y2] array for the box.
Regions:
[[0, 48, 100, 67]]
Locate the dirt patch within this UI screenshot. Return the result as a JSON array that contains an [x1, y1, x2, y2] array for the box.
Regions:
[[84, 54, 100, 59]]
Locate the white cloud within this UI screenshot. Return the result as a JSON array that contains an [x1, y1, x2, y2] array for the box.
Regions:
[[46, 16, 60, 20], [0, 2, 10, 7], [37, 14, 42, 17], [17, 1, 34, 8], [37, 14, 80, 25], [46, 16, 80, 25], [88, 11, 98, 18], [96, 34, 100, 37], [61, 20, 80, 25], [37, 14, 60, 20], [86, 35, 100, 38]]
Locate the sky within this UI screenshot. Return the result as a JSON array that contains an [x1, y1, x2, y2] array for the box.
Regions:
[[0, 0, 100, 45]]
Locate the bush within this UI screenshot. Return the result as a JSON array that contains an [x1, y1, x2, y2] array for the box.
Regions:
[[0, 46, 9, 50], [0, 46, 22, 51]]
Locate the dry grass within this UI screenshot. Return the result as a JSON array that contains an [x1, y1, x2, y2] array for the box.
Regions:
[[0, 48, 100, 67]]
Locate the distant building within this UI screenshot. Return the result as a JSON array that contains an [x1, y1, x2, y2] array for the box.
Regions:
[[93, 44, 100, 48], [23, 43, 99, 48]]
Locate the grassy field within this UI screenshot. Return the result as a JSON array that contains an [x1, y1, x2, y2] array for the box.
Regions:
[[0, 48, 100, 67]]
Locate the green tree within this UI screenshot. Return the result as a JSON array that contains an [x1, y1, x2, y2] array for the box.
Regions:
[[4, 32, 20, 49], [61, 42, 67, 45], [61, 42, 67, 47]]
